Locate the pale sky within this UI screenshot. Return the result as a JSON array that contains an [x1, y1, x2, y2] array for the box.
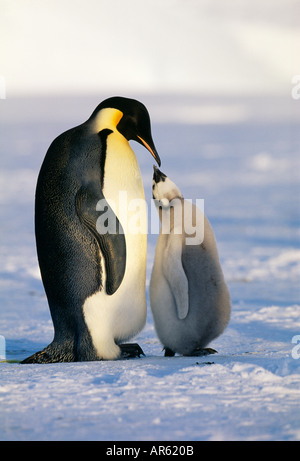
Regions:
[[0, 0, 299, 97]]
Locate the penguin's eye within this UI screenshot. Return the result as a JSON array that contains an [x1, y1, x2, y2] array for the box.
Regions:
[[152, 184, 155, 190]]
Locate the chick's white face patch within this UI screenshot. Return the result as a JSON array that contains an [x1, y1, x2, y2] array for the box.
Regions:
[[152, 177, 182, 202], [152, 176, 204, 245]]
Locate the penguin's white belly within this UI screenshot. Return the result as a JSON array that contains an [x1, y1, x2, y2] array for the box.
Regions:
[[83, 134, 147, 360]]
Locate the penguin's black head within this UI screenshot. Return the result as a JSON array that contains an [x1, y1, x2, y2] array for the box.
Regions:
[[153, 165, 167, 183], [152, 165, 183, 202], [93, 96, 161, 166]]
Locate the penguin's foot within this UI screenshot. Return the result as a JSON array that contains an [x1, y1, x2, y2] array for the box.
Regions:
[[20, 342, 76, 364], [119, 343, 145, 359], [21, 350, 49, 364], [164, 347, 175, 357], [186, 347, 217, 357]]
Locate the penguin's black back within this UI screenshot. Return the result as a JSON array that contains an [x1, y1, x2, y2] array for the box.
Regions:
[[35, 122, 113, 350]]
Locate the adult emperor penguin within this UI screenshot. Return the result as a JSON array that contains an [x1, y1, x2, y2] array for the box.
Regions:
[[150, 167, 231, 357], [22, 96, 160, 364]]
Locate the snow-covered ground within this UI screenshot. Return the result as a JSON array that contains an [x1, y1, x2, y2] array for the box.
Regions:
[[0, 94, 300, 441]]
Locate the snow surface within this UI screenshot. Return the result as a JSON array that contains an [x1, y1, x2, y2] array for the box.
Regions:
[[0, 94, 300, 441]]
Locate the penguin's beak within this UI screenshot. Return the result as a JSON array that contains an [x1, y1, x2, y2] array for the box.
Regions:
[[137, 135, 161, 167]]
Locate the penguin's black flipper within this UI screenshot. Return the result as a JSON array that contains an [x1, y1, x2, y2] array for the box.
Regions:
[[75, 184, 126, 295]]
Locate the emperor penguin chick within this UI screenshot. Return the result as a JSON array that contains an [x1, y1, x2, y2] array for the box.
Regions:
[[150, 167, 231, 357]]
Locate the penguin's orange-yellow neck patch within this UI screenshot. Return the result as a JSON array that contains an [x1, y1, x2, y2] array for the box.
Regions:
[[93, 108, 123, 133]]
